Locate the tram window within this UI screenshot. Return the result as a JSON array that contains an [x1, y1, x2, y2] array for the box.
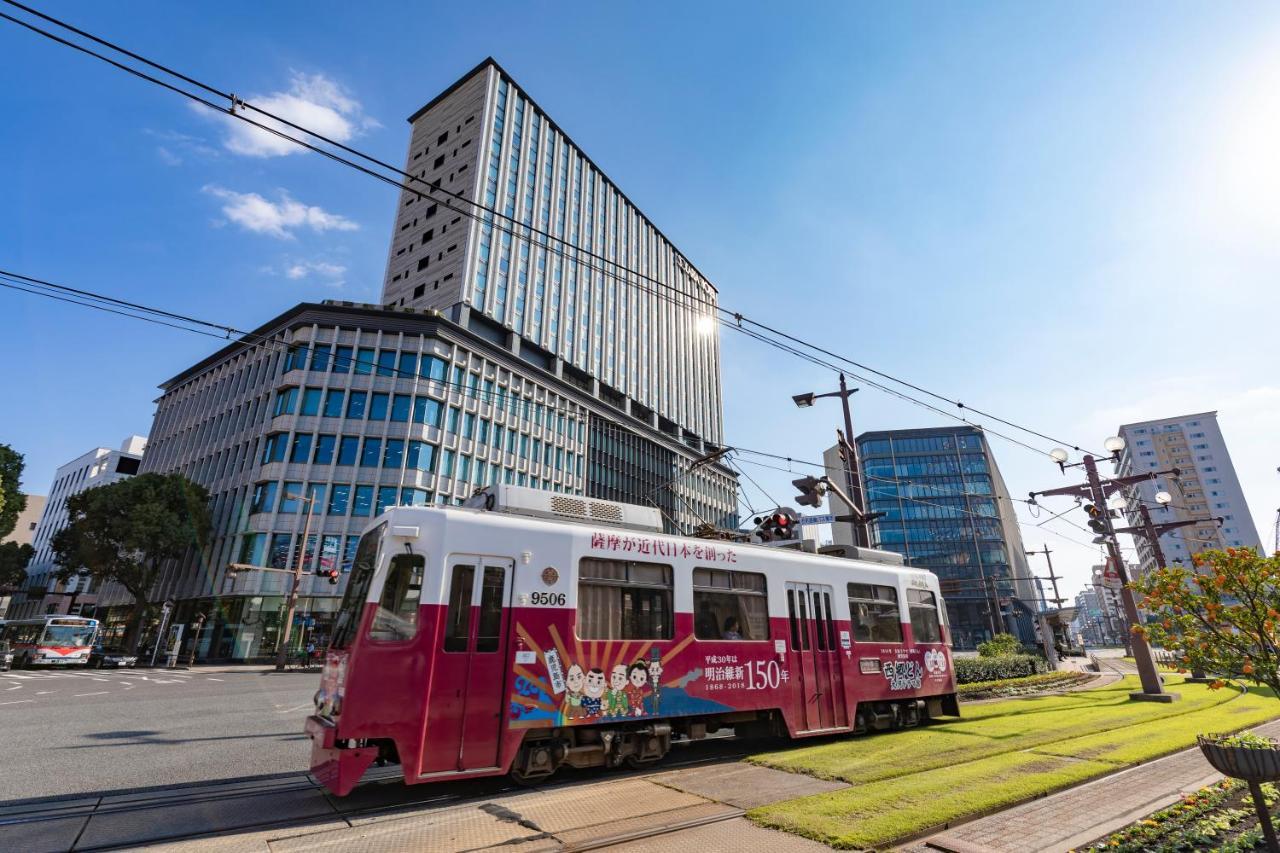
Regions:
[[848, 583, 903, 643], [444, 564, 476, 652], [811, 592, 827, 650], [577, 558, 672, 640], [474, 567, 506, 653], [693, 568, 768, 641], [824, 592, 836, 649], [907, 589, 943, 644], [332, 523, 384, 649], [787, 590, 800, 650], [369, 554, 424, 642]]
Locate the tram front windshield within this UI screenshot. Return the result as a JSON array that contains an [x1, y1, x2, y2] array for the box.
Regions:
[[332, 523, 386, 649]]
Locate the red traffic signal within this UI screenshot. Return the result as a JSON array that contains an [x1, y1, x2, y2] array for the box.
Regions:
[[324, 569, 340, 586]]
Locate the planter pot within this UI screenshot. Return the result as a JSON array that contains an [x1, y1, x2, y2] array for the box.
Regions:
[[1199, 734, 1280, 852]]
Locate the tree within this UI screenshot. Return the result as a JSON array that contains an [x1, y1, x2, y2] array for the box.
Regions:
[[51, 473, 210, 653], [977, 632, 1023, 658], [1133, 548, 1280, 696], [0, 541, 34, 592], [0, 444, 27, 539]]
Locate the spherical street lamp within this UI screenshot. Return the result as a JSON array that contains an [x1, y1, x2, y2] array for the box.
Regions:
[[1049, 448, 1070, 464], [1155, 491, 1173, 505], [1103, 436, 1126, 454]]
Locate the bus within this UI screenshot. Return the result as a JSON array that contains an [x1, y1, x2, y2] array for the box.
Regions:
[[0, 616, 100, 668]]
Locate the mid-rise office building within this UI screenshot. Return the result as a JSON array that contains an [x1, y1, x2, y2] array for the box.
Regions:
[[1117, 412, 1262, 579], [97, 59, 736, 661], [7, 437, 146, 619], [851, 426, 1037, 649]]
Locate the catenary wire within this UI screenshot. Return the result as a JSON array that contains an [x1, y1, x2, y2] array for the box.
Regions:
[[0, 0, 1103, 460]]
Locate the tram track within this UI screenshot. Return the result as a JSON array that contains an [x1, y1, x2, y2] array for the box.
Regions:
[[2, 732, 767, 851]]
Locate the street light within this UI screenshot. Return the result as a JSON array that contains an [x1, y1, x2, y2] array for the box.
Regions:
[[791, 374, 871, 547], [1155, 491, 1173, 505], [1104, 436, 1126, 455], [1049, 448, 1070, 464]]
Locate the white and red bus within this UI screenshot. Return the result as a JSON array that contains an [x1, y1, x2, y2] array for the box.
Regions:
[[306, 486, 957, 796], [1, 615, 99, 668]]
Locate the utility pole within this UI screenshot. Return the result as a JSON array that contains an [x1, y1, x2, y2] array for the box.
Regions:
[[275, 494, 317, 672], [1033, 445, 1177, 702], [1025, 546, 1065, 607], [1026, 546, 1066, 667], [1114, 500, 1221, 683]]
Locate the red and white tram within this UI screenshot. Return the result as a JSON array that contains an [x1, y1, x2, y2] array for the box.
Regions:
[[306, 486, 959, 796]]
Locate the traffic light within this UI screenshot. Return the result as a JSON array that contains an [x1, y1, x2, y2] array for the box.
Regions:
[[792, 476, 824, 508], [754, 507, 802, 542], [1083, 503, 1107, 535], [323, 569, 340, 586]]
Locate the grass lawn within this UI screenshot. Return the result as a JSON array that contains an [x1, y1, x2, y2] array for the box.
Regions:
[[747, 676, 1280, 849]]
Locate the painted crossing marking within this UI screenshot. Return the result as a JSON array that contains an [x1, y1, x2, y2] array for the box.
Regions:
[[0, 700, 35, 705], [276, 703, 313, 714], [73, 691, 110, 697], [205, 677, 224, 682]]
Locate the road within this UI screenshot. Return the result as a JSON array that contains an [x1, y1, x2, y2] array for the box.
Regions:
[[0, 666, 317, 801]]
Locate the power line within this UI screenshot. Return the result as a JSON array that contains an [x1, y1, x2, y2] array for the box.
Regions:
[[0, 0, 1101, 461]]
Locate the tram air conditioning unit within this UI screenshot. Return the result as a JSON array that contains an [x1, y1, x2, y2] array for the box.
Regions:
[[464, 484, 663, 533]]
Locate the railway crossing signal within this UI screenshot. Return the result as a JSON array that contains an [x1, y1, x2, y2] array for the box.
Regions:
[[753, 507, 803, 542]]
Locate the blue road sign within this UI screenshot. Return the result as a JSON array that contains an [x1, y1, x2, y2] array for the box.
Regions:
[[800, 514, 835, 525]]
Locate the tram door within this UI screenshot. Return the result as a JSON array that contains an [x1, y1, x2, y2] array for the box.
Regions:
[[785, 582, 849, 732], [422, 556, 514, 774]]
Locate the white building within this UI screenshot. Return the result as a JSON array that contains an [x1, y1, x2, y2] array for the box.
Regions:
[[1117, 412, 1262, 578], [7, 436, 147, 619]]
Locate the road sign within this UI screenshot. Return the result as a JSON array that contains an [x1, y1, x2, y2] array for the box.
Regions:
[[799, 514, 835, 525], [1100, 558, 1123, 590]]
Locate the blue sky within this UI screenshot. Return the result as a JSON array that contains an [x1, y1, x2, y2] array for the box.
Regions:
[[3, 2, 1279, 596]]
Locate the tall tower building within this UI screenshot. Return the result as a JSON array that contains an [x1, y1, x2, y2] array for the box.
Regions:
[[1117, 411, 1262, 579], [851, 426, 1037, 650], [380, 59, 723, 453]]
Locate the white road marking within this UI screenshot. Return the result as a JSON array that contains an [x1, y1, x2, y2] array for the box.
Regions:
[[276, 703, 313, 714], [0, 700, 34, 705], [73, 691, 109, 697], [91, 677, 109, 682], [36, 691, 52, 695], [205, 678, 224, 682]]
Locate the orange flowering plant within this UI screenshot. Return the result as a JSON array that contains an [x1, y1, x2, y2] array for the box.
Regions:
[[1132, 548, 1280, 696]]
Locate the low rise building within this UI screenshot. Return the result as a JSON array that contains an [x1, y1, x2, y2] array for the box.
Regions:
[[6, 438, 146, 619]]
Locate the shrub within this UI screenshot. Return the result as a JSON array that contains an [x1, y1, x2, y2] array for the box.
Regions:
[[977, 633, 1023, 658], [954, 654, 1048, 684]]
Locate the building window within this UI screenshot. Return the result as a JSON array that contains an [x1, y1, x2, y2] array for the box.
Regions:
[[354, 348, 376, 376], [337, 436, 359, 466], [377, 350, 397, 377], [375, 486, 398, 516], [383, 439, 405, 469], [261, 433, 288, 464], [273, 388, 298, 416], [413, 397, 442, 427], [693, 568, 768, 640], [352, 485, 374, 516], [577, 558, 673, 640], [328, 484, 351, 515], [323, 390, 344, 418], [289, 433, 313, 464], [250, 481, 277, 514], [310, 344, 331, 372], [848, 583, 902, 642], [346, 391, 367, 420], [369, 392, 389, 421], [299, 388, 322, 416], [313, 434, 336, 465], [333, 346, 353, 374], [407, 441, 435, 472], [279, 483, 304, 513], [360, 438, 382, 467], [391, 395, 411, 423]]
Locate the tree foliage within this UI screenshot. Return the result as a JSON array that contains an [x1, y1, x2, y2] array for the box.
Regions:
[[977, 632, 1024, 658], [1133, 548, 1280, 696], [51, 473, 210, 651], [0, 444, 27, 539], [0, 542, 34, 591]]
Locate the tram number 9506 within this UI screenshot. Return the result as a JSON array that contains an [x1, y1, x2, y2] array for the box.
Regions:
[[529, 591, 567, 606]]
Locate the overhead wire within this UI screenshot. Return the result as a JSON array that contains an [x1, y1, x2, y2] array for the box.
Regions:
[[0, 0, 1103, 461]]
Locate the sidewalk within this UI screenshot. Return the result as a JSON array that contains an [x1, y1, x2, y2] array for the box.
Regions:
[[910, 717, 1280, 852]]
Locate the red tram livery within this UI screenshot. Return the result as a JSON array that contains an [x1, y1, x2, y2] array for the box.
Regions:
[[306, 486, 959, 796]]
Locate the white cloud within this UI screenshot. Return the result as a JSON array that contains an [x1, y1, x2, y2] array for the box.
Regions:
[[144, 128, 220, 164], [156, 146, 182, 166], [207, 71, 380, 158], [281, 259, 348, 287], [202, 185, 358, 239]]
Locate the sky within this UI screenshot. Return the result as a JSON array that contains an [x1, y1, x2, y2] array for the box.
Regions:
[[2, 2, 1279, 598]]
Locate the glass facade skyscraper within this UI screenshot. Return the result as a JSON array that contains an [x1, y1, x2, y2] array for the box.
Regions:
[[855, 426, 1036, 650]]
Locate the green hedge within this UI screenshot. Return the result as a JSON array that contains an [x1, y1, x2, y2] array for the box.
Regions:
[[954, 654, 1049, 684]]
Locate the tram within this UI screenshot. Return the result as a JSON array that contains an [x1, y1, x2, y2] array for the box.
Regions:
[[306, 485, 958, 796]]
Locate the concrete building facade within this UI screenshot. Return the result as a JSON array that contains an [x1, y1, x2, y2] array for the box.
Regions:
[[0, 493, 46, 617], [6, 438, 146, 619], [851, 426, 1038, 650], [1117, 411, 1262, 580]]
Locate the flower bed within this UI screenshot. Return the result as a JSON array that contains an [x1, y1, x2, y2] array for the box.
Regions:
[[957, 670, 1093, 701], [1086, 780, 1278, 851]]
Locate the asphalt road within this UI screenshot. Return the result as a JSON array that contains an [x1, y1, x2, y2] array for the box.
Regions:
[[0, 667, 317, 802]]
